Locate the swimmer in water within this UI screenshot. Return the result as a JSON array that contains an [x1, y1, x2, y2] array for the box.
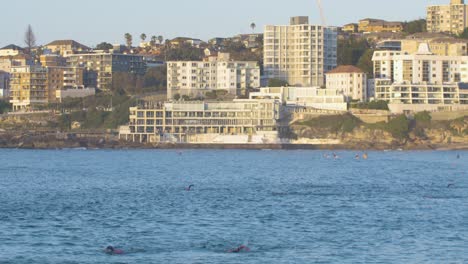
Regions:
[[333, 153, 339, 159], [105, 246, 124, 255], [185, 184, 194, 191], [227, 245, 250, 253], [355, 154, 360, 160], [363, 153, 368, 160]]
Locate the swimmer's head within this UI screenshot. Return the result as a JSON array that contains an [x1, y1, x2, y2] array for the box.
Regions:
[[106, 246, 114, 252]]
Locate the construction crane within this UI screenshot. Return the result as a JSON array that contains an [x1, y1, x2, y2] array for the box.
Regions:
[[316, 0, 327, 27]]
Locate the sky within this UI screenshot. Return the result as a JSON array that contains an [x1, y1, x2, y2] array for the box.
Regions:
[[0, 0, 451, 48]]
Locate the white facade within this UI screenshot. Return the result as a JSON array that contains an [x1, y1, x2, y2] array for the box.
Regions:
[[250, 87, 347, 111], [56, 87, 96, 102], [264, 16, 337, 87], [373, 44, 468, 85], [325, 66, 367, 102], [167, 53, 260, 99]]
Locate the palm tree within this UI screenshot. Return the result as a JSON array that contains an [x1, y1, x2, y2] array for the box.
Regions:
[[150, 35, 157, 46], [140, 33, 147, 42], [158, 35, 164, 45], [124, 33, 133, 48], [250, 22, 256, 33]]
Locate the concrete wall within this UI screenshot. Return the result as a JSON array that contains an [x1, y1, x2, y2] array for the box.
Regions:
[[389, 103, 468, 114]]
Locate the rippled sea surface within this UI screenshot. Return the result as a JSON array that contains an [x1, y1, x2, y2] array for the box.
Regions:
[[0, 149, 467, 263]]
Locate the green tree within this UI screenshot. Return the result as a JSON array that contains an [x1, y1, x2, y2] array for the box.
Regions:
[[268, 78, 289, 87], [150, 35, 157, 46], [337, 37, 370, 66], [459, 28, 468, 39], [124, 33, 133, 48], [387, 115, 410, 139], [250, 22, 256, 32], [24, 24, 36, 55], [158, 36, 164, 44], [403, 19, 427, 34], [140, 33, 147, 42], [96, 42, 113, 51], [356, 49, 375, 77]]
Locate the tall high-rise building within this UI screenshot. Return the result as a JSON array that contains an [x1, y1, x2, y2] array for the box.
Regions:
[[264, 16, 337, 87], [427, 0, 468, 35]]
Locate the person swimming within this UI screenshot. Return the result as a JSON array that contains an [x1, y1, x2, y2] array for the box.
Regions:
[[185, 184, 195, 191], [355, 154, 360, 160], [227, 245, 250, 253], [363, 153, 368, 160], [105, 246, 124, 255]]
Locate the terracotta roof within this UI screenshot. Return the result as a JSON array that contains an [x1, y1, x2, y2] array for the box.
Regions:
[[45, 40, 90, 49], [327, 65, 364, 74]]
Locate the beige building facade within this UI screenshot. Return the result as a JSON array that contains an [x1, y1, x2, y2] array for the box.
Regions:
[[10, 66, 49, 110], [264, 16, 337, 87], [427, 0, 468, 35], [326, 65, 367, 102], [167, 53, 260, 99]]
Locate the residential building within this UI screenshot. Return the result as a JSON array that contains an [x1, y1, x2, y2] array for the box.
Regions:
[[47, 66, 85, 102], [167, 53, 260, 99], [0, 71, 10, 99], [40, 54, 66, 67], [169, 37, 205, 48], [358, 19, 403, 33], [342, 23, 359, 33], [119, 99, 281, 143], [264, 16, 338, 87], [427, 0, 468, 35], [45, 40, 90, 56], [9, 65, 87, 110], [9, 66, 48, 110], [249, 87, 347, 111], [67, 53, 146, 91], [326, 65, 367, 102], [401, 33, 468, 56], [0, 45, 24, 57], [372, 43, 468, 112], [0, 55, 31, 73]]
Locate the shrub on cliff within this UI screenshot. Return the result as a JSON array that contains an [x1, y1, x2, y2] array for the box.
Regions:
[[296, 113, 362, 133], [0, 100, 11, 114]]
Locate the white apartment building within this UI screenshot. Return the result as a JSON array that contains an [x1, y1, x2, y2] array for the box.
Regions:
[[427, 0, 468, 35], [373, 43, 468, 112], [119, 99, 281, 143], [264, 16, 337, 87], [167, 53, 260, 99], [326, 65, 368, 102]]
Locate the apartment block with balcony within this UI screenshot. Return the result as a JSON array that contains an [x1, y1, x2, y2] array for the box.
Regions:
[[67, 53, 146, 91], [372, 43, 468, 113], [0, 71, 10, 99], [427, 0, 468, 35], [263, 16, 338, 87], [9, 66, 48, 110], [119, 99, 280, 143], [167, 53, 260, 99]]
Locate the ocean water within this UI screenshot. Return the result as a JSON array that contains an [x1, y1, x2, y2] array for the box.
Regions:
[[0, 149, 467, 264]]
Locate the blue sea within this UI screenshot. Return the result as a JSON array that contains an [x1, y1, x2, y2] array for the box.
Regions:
[[0, 149, 467, 263]]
